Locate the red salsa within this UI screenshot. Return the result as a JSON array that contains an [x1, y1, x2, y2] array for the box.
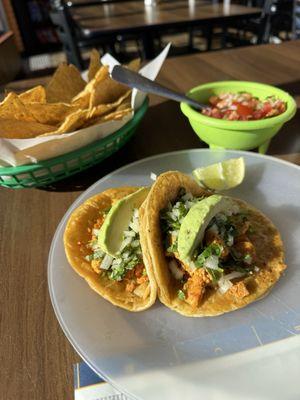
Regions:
[[201, 92, 286, 121]]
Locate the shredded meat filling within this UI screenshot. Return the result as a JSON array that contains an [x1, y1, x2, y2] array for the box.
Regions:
[[125, 264, 148, 293], [204, 230, 229, 260], [184, 269, 211, 308], [228, 281, 249, 299], [233, 240, 256, 263]]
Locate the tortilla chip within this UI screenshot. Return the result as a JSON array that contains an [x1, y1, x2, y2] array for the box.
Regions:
[[0, 92, 36, 122], [25, 102, 79, 125], [46, 63, 86, 103], [87, 90, 131, 120], [0, 118, 56, 138], [40, 108, 88, 136], [89, 63, 135, 108], [71, 91, 90, 109], [102, 108, 132, 121], [116, 100, 131, 111], [63, 188, 157, 311], [19, 85, 46, 104], [88, 49, 102, 81], [87, 103, 117, 121], [143, 171, 286, 317], [126, 58, 141, 72], [71, 65, 108, 110], [83, 107, 132, 128]]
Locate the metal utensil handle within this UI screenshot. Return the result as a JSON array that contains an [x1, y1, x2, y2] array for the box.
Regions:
[[111, 65, 205, 111]]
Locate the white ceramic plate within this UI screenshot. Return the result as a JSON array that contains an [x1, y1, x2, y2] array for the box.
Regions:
[[48, 149, 300, 400]]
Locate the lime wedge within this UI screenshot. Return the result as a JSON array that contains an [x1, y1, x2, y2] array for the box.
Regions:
[[192, 157, 245, 190]]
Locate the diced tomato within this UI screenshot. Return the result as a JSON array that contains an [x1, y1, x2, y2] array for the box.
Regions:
[[211, 109, 222, 119], [260, 102, 273, 116], [253, 110, 263, 120], [233, 102, 254, 117]]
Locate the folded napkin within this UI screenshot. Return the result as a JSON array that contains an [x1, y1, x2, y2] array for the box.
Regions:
[[74, 361, 130, 400]]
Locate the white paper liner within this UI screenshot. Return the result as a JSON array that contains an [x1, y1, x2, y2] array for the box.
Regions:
[[0, 44, 171, 167]]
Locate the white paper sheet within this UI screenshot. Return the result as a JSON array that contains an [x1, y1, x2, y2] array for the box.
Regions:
[[0, 44, 170, 167]]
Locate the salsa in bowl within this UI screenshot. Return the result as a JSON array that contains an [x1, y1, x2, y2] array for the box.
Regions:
[[180, 81, 296, 154], [202, 92, 287, 121]]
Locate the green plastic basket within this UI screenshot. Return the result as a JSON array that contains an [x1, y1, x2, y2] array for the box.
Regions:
[[0, 98, 148, 189]]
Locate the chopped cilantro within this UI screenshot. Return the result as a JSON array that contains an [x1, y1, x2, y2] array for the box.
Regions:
[[206, 267, 223, 283], [177, 289, 186, 300], [167, 242, 178, 253], [195, 243, 223, 267], [93, 249, 105, 260]]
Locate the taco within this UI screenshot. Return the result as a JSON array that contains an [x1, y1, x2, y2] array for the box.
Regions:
[[64, 187, 157, 311], [143, 171, 286, 317]]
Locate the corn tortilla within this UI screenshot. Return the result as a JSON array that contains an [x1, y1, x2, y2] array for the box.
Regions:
[[64, 187, 157, 311], [143, 171, 286, 317]]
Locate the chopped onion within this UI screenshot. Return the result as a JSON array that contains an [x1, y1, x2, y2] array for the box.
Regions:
[[120, 236, 133, 251], [92, 228, 100, 236], [150, 172, 157, 181], [133, 208, 139, 219], [168, 210, 177, 221], [223, 271, 245, 280], [168, 260, 184, 280], [124, 230, 136, 238], [172, 208, 180, 219], [226, 234, 234, 247], [218, 271, 245, 294], [218, 279, 233, 294], [254, 266, 260, 272], [203, 255, 219, 270], [171, 230, 179, 238], [131, 240, 140, 248], [129, 220, 139, 233], [185, 200, 194, 210], [207, 224, 218, 235], [112, 258, 122, 266], [182, 192, 193, 201], [100, 254, 113, 270]]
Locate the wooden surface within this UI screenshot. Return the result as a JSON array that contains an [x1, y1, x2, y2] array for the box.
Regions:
[[71, 0, 261, 35], [1, 41, 300, 400]]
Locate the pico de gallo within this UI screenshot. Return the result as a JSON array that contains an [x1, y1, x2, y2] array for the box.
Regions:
[[201, 92, 286, 121]]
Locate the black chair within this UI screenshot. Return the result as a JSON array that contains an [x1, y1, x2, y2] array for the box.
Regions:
[[224, 0, 294, 47], [292, 0, 300, 38], [188, 0, 273, 52], [50, 0, 143, 69], [50, 0, 85, 68]]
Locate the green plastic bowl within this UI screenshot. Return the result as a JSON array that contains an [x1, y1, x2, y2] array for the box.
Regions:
[[180, 81, 297, 153]]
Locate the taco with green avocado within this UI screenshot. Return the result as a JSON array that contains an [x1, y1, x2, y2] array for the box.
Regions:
[[143, 171, 286, 317], [64, 186, 157, 311]]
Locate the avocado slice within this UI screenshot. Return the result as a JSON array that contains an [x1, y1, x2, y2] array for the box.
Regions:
[[98, 187, 149, 257], [178, 194, 232, 261]]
